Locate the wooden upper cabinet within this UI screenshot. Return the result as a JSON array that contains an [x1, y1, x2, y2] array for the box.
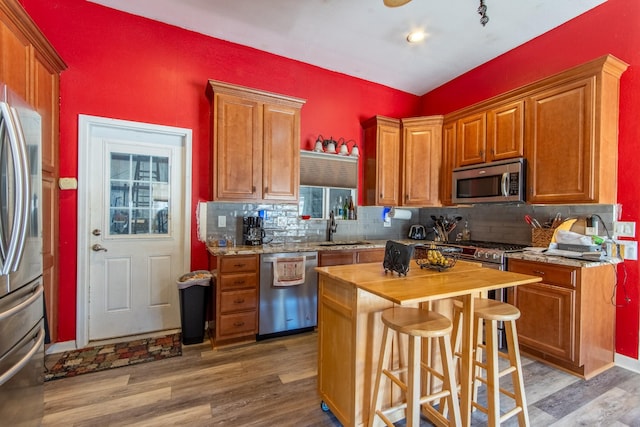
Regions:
[[362, 116, 400, 206], [262, 103, 300, 202], [401, 116, 443, 206], [444, 54, 627, 205], [0, 16, 30, 101], [207, 80, 305, 203], [487, 99, 524, 161], [440, 121, 456, 206], [526, 55, 627, 204], [457, 112, 486, 166]]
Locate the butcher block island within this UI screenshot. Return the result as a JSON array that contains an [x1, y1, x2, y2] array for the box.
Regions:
[[315, 260, 542, 427]]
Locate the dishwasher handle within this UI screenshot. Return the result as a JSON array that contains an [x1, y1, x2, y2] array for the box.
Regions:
[[262, 254, 317, 263]]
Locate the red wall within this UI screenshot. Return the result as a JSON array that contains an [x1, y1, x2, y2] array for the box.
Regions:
[[19, 0, 420, 342], [420, 0, 640, 358], [21, 0, 640, 358]]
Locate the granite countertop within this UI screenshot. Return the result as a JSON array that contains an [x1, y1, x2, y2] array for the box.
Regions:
[[206, 239, 422, 256], [207, 239, 623, 269], [506, 250, 623, 268]]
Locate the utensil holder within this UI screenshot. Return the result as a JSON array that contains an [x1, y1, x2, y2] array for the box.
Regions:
[[531, 228, 555, 247]]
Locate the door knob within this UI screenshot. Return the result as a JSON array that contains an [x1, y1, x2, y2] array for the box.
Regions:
[[92, 229, 102, 236], [92, 244, 107, 252]]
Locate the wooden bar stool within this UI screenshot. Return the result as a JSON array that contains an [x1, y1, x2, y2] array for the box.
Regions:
[[368, 307, 461, 427], [451, 298, 529, 426]]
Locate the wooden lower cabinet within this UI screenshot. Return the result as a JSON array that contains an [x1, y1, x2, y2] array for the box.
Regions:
[[211, 254, 259, 347], [318, 248, 385, 267], [318, 274, 394, 426], [507, 258, 615, 379]]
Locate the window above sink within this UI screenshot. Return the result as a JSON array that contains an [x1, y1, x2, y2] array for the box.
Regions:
[[299, 186, 356, 220]]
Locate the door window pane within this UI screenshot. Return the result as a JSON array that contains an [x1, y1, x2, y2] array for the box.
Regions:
[[109, 152, 170, 236]]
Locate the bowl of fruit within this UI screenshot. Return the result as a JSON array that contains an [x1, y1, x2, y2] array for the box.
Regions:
[[414, 244, 461, 271]]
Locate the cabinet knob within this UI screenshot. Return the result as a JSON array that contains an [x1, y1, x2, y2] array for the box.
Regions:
[[533, 270, 545, 275], [234, 298, 245, 304], [233, 321, 245, 327], [264, 186, 268, 193]]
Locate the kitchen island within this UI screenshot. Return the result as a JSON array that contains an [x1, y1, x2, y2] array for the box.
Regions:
[[315, 260, 542, 427]]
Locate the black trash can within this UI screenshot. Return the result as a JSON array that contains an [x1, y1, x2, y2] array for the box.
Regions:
[[177, 270, 212, 345]]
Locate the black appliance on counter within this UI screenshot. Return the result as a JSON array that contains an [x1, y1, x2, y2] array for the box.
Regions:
[[243, 216, 265, 245], [443, 240, 528, 348]]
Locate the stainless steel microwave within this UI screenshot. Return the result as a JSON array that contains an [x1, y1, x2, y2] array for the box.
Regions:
[[452, 158, 526, 204]]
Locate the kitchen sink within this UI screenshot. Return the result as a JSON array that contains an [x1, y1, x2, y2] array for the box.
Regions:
[[316, 241, 370, 246]]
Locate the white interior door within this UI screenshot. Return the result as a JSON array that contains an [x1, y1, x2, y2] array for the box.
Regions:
[[77, 116, 192, 346]]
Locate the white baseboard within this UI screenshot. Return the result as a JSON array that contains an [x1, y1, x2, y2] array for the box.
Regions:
[[615, 352, 640, 374], [46, 340, 77, 355]]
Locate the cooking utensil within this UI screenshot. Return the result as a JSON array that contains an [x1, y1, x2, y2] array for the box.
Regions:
[[524, 215, 539, 228], [551, 213, 562, 228]]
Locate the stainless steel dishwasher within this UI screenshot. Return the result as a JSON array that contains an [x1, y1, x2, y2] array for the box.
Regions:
[[258, 251, 318, 338]]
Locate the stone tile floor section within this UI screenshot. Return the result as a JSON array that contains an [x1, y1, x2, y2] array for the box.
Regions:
[[44, 333, 182, 381]]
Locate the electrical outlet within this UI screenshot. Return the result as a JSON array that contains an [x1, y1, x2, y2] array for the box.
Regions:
[[218, 215, 226, 228], [383, 212, 391, 228], [614, 221, 635, 238], [277, 216, 287, 227], [614, 239, 638, 260]]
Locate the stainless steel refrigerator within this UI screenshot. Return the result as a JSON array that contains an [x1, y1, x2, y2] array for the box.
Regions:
[[0, 82, 45, 426]]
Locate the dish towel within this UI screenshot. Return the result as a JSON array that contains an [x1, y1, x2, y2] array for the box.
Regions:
[[273, 257, 306, 286]]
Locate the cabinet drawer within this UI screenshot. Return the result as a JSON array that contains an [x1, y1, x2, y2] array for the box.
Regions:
[[319, 250, 356, 266], [220, 289, 257, 313], [219, 255, 258, 273], [508, 259, 577, 289], [218, 272, 257, 290], [356, 249, 384, 264], [218, 311, 257, 337]]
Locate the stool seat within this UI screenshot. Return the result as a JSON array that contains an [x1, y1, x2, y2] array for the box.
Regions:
[[382, 307, 452, 338], [473, 298, 521, 321]]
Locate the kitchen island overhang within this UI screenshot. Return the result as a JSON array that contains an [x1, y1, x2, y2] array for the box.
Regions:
[[315, 260, 542, 427]]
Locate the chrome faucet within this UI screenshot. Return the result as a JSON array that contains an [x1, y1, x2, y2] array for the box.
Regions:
[[328, 210, 338, 241]]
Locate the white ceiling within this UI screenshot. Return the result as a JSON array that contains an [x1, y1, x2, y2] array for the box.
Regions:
[[88, 0, 606, 96]]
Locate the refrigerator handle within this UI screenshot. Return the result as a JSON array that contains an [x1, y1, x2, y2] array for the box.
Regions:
[[0, 102, 28, 275], [0, 324, 44, 387], [8, 105, 30, 272], [0, 283, 43, 322]]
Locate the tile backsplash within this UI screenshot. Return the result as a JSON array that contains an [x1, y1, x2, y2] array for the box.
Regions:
[[205, 201, 616, 247]]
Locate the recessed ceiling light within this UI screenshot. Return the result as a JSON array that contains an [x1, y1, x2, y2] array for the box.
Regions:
[[406, 30, 426, 43]]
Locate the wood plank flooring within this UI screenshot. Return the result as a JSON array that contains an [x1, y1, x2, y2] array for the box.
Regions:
[[43, 331, 640, 426]]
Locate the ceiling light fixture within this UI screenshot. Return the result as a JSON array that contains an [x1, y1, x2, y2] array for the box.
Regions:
[[406, 30, 426, 43], [478, 0, 489, 26]]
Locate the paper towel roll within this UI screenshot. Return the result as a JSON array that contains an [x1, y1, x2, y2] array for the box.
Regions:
[[388, 208, 412, 220], [196, 202, 208, 242]]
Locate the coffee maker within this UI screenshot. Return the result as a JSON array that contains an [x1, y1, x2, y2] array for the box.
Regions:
[[243, 216, 265, 245]]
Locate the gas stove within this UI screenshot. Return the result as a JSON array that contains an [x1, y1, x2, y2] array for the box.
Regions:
[[444, 240, 528, 266]]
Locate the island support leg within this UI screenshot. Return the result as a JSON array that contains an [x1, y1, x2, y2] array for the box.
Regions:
[[459, 294, 475, 427]]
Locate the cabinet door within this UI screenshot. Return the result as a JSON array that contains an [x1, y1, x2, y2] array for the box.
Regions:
[[440, 121, 456, 206], [512, 282, 576, 364], [487, 100, 524, 161], [213, 93, 262, 201], [262, 103, 299, 201], [456, 112, 486, 166], [363, 117, 400, 206], [401, 117, 442, 207], [525, 78, 595, 203], [0, 18, 30, 101]]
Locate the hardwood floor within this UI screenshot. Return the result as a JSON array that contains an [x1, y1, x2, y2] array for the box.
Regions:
[[43, 331, 640, 426]]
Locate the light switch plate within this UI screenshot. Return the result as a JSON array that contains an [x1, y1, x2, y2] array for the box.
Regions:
[[614, 221, 635, 238]]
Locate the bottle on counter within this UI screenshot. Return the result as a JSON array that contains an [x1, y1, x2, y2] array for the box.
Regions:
[[348, 197, 355, 220], [342, 197, 349, 220], [462, 221, 471, 241], [336, 196, 343, 219]]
